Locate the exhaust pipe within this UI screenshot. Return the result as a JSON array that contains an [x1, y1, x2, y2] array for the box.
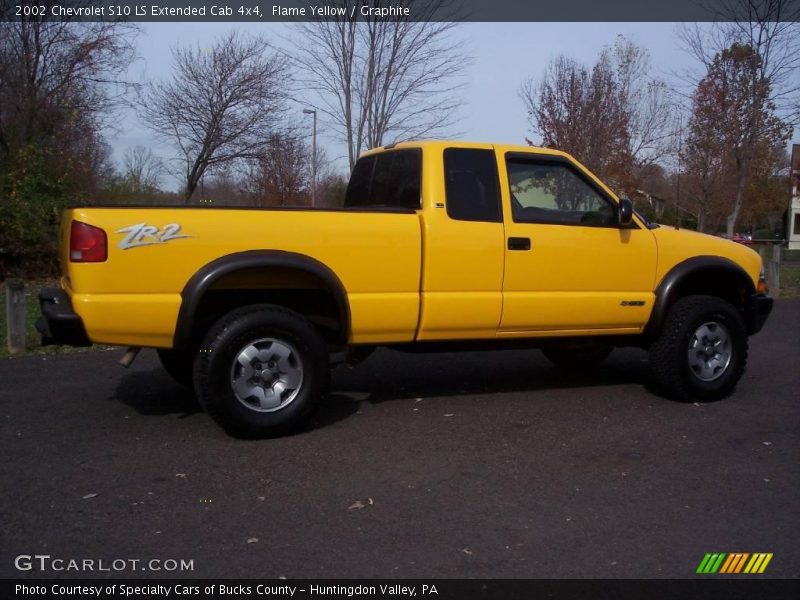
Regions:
[[119, 346, 141, 368]]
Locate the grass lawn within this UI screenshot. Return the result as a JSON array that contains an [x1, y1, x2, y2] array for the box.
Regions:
[[780, 262, 800, 299], [782, 248, 800, 262]]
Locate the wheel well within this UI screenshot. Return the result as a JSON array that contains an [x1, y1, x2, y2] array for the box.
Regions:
[[177, 260, 349, 349], [646, 260, 755, 339], [667, 269, 750, 311]]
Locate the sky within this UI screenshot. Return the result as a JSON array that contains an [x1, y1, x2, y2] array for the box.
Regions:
[[113, 22, 800, 191]]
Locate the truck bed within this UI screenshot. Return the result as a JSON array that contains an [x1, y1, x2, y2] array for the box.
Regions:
[[61, 207, 422, 347]]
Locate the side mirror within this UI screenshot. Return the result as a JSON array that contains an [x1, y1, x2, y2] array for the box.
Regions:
[[618, 198, 633, 226]]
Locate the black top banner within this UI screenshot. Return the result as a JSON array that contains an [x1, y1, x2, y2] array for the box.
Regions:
[[3, 0, 800, 22]]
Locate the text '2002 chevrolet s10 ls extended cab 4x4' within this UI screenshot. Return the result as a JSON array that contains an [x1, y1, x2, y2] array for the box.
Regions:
[[37, 141, 773, 437]]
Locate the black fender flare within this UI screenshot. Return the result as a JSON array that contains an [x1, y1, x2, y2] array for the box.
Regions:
[[173, 250, 351, 348], [644, 256, 755, 338]]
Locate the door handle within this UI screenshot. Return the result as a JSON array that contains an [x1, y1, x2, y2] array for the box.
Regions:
[[507, 237, 531, 251]]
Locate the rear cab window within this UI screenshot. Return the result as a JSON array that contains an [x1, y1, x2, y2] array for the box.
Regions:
[[444, 148, 502, 223], [344, 149, 422, 210]]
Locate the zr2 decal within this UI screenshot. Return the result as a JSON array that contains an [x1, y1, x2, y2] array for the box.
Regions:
[[116, 223, 191, 249]]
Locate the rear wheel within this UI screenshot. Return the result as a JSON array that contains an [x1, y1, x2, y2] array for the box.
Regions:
[[649, 295, 747, 402], [194, 305, 329, 438]]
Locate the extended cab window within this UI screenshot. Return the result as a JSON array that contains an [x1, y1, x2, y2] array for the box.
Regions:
[[444, 148, 501, 223], [344, 149, 421, 210], [506, 156, 616, 226]]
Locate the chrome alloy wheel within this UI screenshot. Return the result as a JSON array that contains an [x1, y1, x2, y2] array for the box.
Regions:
[[687, 321, 732, 382], [230, 338, 304, 412]]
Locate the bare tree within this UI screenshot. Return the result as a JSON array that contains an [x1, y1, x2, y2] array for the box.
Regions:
[[292, 0, 468, 169], [681, 104, 733, 232], [679, 76, 727, 233], [612, 37, 677, 169], [0, 3, 137, 160], [141, 30, 291, 202], [679, 0, 799, 236], [122, 146, 164, 194], [316, 173, 349, 208], [247, 133, 312, 207], [243, 129, 335, 207], [520, 53, 629, 188], [196, 168, 248, 207], [520, 36, 675, 194]]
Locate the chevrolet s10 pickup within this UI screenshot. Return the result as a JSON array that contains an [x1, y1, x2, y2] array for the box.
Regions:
[[37, 141, 773, 437]]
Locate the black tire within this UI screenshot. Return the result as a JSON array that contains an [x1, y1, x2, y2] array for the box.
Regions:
[[541, 343, 613, 368], [649, 295, 747, 402], [194, 305, 329, 438], [157, 348, 196, 387]]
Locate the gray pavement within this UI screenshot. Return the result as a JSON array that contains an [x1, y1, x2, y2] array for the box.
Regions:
[[1, 300, 798, 579]]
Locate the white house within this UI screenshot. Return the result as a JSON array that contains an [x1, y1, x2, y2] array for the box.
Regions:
[[790, 145, 800, 250]]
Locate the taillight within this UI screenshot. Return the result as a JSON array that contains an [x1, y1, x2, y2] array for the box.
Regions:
[[70, 220, 107, 262]]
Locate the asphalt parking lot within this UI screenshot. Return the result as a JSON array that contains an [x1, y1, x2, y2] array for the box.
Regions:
[[1, 300, 798, 579]]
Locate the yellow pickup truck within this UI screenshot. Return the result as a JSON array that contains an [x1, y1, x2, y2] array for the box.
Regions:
[[38, 141, 773, 437]]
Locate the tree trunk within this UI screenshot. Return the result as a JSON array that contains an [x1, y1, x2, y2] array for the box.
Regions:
[[185, 158, 205, 203], [725, 168, 747, 238], [184, 182, 196, 204]]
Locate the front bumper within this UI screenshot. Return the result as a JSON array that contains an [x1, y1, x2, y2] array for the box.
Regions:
[[744, 293, 773, 335], [36, 288, 92, 347]]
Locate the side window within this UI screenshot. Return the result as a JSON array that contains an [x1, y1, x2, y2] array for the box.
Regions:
[[444, 148, 501, 223], [507, 157, 616, 226], [344, 149, 421, 209]]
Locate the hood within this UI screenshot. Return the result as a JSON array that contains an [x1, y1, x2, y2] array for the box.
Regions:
[[651, 226, 762, 287]]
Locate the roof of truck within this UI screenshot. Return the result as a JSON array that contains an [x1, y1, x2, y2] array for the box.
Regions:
[[362, 140, 571, 159]]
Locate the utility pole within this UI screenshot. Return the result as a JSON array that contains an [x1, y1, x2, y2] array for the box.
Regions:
[[675, 113, 683, 230], [303, 108, 317, 207]]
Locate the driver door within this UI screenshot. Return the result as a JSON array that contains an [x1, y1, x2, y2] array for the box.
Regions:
[[498, 152, 657, 334]]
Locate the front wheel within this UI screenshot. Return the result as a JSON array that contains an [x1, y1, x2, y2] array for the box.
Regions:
[[194, 305, 330, 438], [649, 295, 748, 402]]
